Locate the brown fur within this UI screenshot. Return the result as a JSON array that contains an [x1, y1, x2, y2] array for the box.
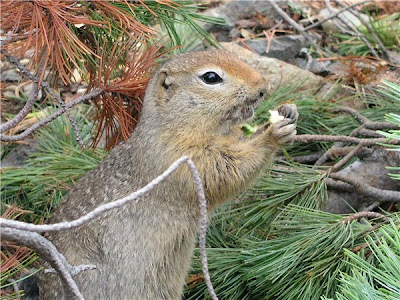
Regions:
[[38, 50, 298, 299]]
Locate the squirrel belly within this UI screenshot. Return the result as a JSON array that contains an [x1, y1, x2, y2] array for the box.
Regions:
[[37, 50, 298, 299]]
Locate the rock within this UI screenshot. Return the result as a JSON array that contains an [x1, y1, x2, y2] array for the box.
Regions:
[[388, 50, 400, 66], [289, 57, 330, 76], [203, 0, 287, 41], [204, 0, 287, 29], [243, 35, 309, 62], [0, 139, 37, 168], [324, 148, 400, 214], [2, 69, 20, 82], [222, 42, 325, 94], [23, 83, 42, 99], [2, 90, 16, 99], [319, 8, 369, 33], [325, 61, 349, 77], [229, 27, 241, 39]]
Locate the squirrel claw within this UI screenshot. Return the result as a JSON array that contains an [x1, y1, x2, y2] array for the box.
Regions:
[[270, 104, 298, 146], [277, 104, 298, 124]]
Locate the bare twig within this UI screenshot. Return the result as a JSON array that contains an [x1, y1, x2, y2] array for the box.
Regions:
[[44, 262, 96, 277], [1, 50, 85, 147], [0, 89, 104, 142], [305, 52, 313, 70], [328, 173, 400, 203], [330, 143, 363, 172], [280, 151, 326, 164], [356, 128, 383, 138], [294, 134, 398, 145], [0, 156, 192, 232], [305, 0, 373, 31], [363, 201, 380, 212], [334, 107, 397, 130], [335, 106, 369, 123], [342, 211, 390, 223], [364, 122, 398, 131], [0, 79, 39, 132], [334, 0, 391, 61], [0, 156, 218, 300], [263, 29, 276, 54]]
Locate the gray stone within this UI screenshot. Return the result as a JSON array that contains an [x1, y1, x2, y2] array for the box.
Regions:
[[222, 42, 325, 95], [2, 69, 20, 82], [388, 50, 400, 65], [203, 0, 287, 31], [243, 35, 309, 61], [23, 82, 42, 99], [1, 139, 37, 167], [324, 148, 400, 214], [289, 57, 330, 75], [325, 61, 349, 77]]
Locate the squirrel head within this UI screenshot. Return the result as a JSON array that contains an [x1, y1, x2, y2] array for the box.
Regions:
[[142, 50, 267, 135]]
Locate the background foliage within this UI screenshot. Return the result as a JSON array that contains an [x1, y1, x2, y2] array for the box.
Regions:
[[1, 1, 400, 299]]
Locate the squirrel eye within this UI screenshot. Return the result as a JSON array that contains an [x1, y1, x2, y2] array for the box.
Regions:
[[200, 72, 223, 84]]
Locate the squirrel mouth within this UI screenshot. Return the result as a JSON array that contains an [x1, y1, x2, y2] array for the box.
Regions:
[[240, 106, 254, 119], [227, 98, 259, 122]]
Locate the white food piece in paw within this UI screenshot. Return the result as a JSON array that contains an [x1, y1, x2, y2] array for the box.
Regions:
[[269, 110, 284, 123]]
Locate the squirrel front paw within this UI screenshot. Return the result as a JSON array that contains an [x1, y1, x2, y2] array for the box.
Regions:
[[270, 104, 298, 146]]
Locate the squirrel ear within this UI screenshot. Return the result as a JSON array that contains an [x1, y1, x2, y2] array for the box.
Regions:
[[157, 70, 176, 104]]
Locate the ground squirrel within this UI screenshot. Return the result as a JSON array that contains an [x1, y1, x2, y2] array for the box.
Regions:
[[36, 50, 298, 299]]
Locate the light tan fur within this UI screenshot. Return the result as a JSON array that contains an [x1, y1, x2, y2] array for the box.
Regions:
[[38, 50, 298, 299]]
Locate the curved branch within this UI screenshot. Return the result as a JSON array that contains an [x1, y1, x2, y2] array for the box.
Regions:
[[330, 143, 363, 172], [186, 160, 218, 300]]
